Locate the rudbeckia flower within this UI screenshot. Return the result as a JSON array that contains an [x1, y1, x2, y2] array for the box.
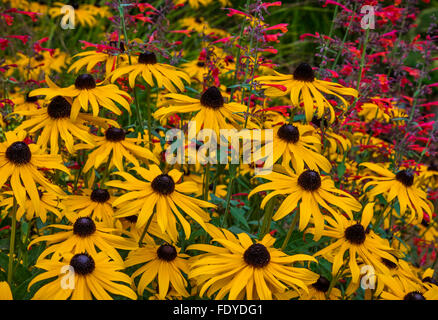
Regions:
[[106, 165, 215, 241], [311, 203, 398, 289], [187, 225, 319, 300], [0, 131, 68, 213], [253, 122, 332, 172], [0, 189, 64, 223], [379, 275, 438, 300], [181, 58, 207, 83], [278, 275, 342, 300], [28, 252, 137, 300], [29, 74, 131, 120], [257, 63, 358, 122], [248, 167, 362, 240], [78, 127, 159, 173], [63, 188, 116, 227], [359, 162, 432, 224], [28, 214, 137, 264], [68, 46, 129, 76], [11, 92, 41, 113], [125, 241, 190, 299], [154, 86, 256, 136], [109, 51, 190, 92], [14, 96, 98, 154]]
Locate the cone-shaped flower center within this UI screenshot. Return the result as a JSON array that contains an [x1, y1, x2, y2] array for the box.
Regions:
[[90, 188, 110, 203], [151, 174, 175, 195], [34, 54, 44, 62], [47, 96, 71, 119], [197, 61, 205, 67], [395, 170, 414, 187], [200, 86, 224, 109], [6, 142, 31, 165], [70, 253, 95, 275], [293, 63, 315, 82], [157, 244, 177, 261], [73, 217, 96, 237], [243, 243, 270, 268], [298, 170, 321, 191], [105, 127, 126, 142], [138, 51, 157, 65], [404, 291, 426, 300], [312, 276, 330, 293], [277, 124, 300, 143], [344, 223, 366, 245], [75, 74, 96, 90]]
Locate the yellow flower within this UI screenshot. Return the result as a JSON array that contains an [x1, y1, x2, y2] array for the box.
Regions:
[[28, 252, 137, 300], [0, 131, 68, 213], [187, 224, 319, 300]]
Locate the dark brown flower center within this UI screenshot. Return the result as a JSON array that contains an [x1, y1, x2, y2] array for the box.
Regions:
[[73, 217, 96, 237], [151, 174, 175, 195], [34, 54, 44, 62], [75, 74, 96, 90], [105, 127, 126, 142], [277, 124, 300, 143], [138, 51, 157, 65], [157, 244, 177, 261], [395, 170, 414, 187], [200, 86, 224, 109], [297, 170, 321, 191], [344, 223, 366, 245], [90, 188, 110, 203], [6, 142, 31, 165], [70, 253, 95, 275], [243, 243, 270, 268], [312, 276, 330, 293], [197, 61, 205, 67], [293, 63, 315, 82], [404, 291, 426, 300], [47, 96, 71, 119]]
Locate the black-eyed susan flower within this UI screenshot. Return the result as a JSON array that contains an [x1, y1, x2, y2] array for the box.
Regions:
[[359, 162, 432, 224], [257, 63, 358, 122], [106, 165, 215, 241], [11, 92, 41, 113], [181, 58, 207, 83], [187, 225, 319, 300], [248, 167, 362, 240], [109, 51, 190, 92], [0, 189, 63, 223], [68, 46, 129, 76], [379, 275, 438, 300], [78, 127, 159, 173], [311, 203, 398, 289], [0, 131, 68, 213], [154, 86, 256, 136], [29, 252, 137, 300], [29, 74, 131, 120], [28, 214, 137, 264], [14, 96, 97, 154], [125, 241, 190, 299], [253, 122, 331, 172], [278, 275, 342, 300], [63, 188, 116, 227]]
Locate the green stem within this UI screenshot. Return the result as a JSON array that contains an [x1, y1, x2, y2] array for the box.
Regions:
[[7, 198, 17, 285], [281, 212, 299, 251], [221, 176, 235, 228], [138, 215, 153, 247], [260, 197, 276, 238]]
